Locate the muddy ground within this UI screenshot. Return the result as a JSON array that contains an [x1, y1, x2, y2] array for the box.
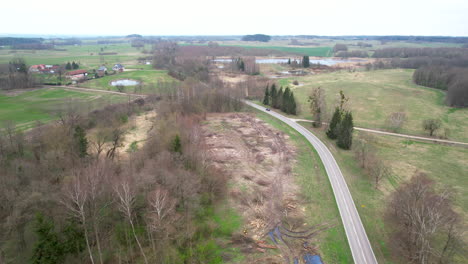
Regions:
[[203, 113, 325, 264]]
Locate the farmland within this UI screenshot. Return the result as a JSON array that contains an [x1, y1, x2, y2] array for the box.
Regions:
[[0, 88, 126, 129]]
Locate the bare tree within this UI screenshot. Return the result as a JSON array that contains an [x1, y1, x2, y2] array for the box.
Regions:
[[387, 111, 406, 132], [423, 118, 442, 137], [308, 87, 326, 127], [91, 130, 109, 160], [387, 173, 461, 263], [61, 173, 95, 264], [114, 178, 148, 264], [369, 159, 391, 188]]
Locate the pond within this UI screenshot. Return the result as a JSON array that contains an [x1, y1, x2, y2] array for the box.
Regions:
[[213, 58, 364, 66], [110, 79, 141, 86]]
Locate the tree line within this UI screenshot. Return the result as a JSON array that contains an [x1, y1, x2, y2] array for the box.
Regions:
[[65, 61, 80, 70], [372, 47, 468, 59], [413, 66, 468, 107], [262, 84, 297, 115]]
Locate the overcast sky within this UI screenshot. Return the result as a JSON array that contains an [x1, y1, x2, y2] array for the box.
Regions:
[[2, 0, 467, 36]]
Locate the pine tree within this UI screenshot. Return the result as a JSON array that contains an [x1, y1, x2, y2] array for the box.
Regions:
[[326, 107, 342, 139], [172, 134, 182, 153], [65, 62, 71, 70], [270, 84, 277, 108], [288, 58, 291, 65], [281, 87, 290, 112], [302, 56, 310, 68], [263, 85, 270, 105], [337, 111, 354, 150], [31, 213, 64, 264], [277, 87, 284, 109], [62, 221, 85, 255], [73, 126, 88, 158], [289, 92, 297, 115]]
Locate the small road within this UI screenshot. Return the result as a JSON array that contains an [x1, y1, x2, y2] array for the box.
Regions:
[[246, 101, 378, 264], [45, 85, 146, 98], [292, 118, 468, 147]]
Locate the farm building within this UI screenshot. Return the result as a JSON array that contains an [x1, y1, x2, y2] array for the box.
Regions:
[[65, 69, 88, 81], [97, 66, 107, 77], [112, 64, 125, 72], [29, 64, 60, 74]]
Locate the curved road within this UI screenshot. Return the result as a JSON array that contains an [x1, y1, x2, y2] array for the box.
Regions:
[[246, 101, 378, 264]]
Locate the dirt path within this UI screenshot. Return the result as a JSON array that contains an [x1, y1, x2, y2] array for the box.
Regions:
[[118, 111, 157, 156]]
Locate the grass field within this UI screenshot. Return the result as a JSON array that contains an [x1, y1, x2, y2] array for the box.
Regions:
[[254, 110, 353, 263], [0, 88, 126, 130], [298, 124, 468, 263], [81, 69, 178, 94], [0, 43, 149, 68], [283, 69, 468, 142]]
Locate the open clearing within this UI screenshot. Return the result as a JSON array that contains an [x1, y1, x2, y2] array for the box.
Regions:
[[203, 112, 353, 263], [0, 88, 125, 129], [299, 123, 468, 263], [284, 69, 468, 142], [81, 69, 177, 94]]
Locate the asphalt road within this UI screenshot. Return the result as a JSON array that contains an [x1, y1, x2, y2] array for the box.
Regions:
[[246, 101, 378, 264]]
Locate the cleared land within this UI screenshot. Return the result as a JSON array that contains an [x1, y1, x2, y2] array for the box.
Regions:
[[80, 69, 178, 94], [0, 88, 125, 129], [283, 69, 468, 142], [298, 124, 468, 263]]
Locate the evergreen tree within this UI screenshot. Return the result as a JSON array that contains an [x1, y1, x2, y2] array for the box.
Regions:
[[62, 221, 85, 255], [65, 62, 71, 70], [289, 92, 297, 115], [326, 107, 342, 139], [239, 60, 245, 72], [337, 111, 354, 150], [277, 87, 284, 109], [73, 126, 88, 158], [302, 56, 310, 68], [270, 84, 277, 108], [288, 58, 291, 65], [31, 213, 64, 264], [262, 85, 270, 105], [281, 87, 290, 112], [172, 134, 182, 153], [72, 61, 79, 69]]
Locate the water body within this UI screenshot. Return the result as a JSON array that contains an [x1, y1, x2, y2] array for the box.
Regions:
[[213, 58, 363, 66], [110, 79, 141, 86]]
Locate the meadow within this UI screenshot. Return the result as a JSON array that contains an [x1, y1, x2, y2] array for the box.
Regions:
[[281, 69, 468, 142], [0, 88, 126, 130], [298, 124, 468, 263], [80, 69, 178, 94]]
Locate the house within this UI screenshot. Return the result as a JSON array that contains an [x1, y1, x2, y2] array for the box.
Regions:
[[65, 69, 88, 81], [112, 64, 125, 72], [29, 64, 60, 74], [96, 66, 107, 77]]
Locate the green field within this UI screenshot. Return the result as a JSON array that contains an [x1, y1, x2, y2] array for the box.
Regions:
[[283, 69, 468, 142], [254, 110, 353, 263], [298, 124, 468, 263], [80, 69, 178, 94], [0, 88, 125, 129], [0, 43, 149, 68]]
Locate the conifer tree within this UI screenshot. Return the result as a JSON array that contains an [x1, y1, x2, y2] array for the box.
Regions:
[[73, 126, 88, 158], [288, 58, 291, 65], [172, 134, 182, 153], [302, 56, 310, 68], [337, 111, 354, 149], [65, 62, 71, 70], [289, 92, 297, 115], [31, 213, 64, 264], [270, 84, 277, 108], [277, 87, 284, 109], [263, 85, 270, 105], [327, 107, 342, 139], [282, 87, 290, 112]]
